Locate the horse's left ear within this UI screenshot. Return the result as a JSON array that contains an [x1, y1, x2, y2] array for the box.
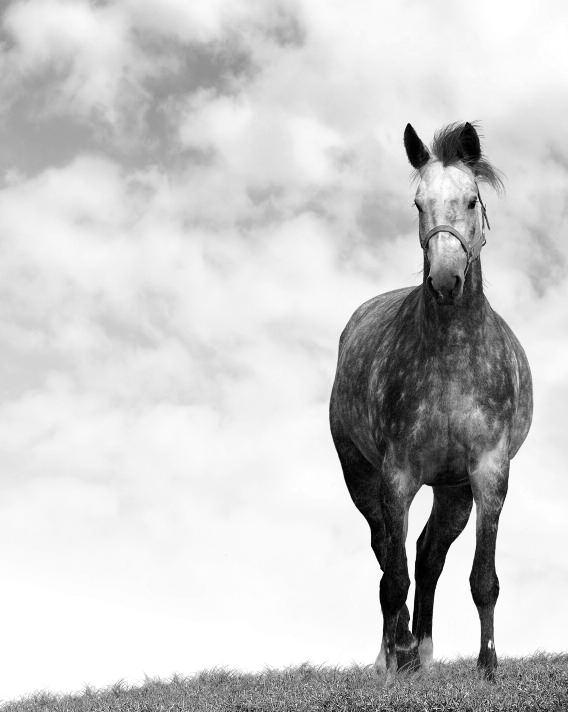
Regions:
[[404, 124, 430, 169], [459, 122, 481, 166]]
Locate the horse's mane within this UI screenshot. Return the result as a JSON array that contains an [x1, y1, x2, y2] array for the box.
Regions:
[[431, 122, 504, 192]]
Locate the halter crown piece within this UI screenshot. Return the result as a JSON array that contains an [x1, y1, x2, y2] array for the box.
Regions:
[[419, 185, 490, 267]]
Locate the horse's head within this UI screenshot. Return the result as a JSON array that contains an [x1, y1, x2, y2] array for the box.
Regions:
[[404, 122, 500, 305]]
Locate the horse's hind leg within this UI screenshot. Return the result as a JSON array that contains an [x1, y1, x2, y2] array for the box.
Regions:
[[412, 483, 473, 667], [331, 435, 416, 673]]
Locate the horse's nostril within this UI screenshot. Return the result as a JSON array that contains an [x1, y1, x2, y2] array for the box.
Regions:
[[427, 276, 438, 297], [451, 275, 463, 297]]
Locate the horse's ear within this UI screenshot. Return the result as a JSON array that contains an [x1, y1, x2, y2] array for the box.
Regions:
[[458, 122, 481, 166], [404, 124, 430, 169]]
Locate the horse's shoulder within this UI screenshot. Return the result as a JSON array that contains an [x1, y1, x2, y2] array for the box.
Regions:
[[486, 305, 531, 369], [340, 286, 417, 347]]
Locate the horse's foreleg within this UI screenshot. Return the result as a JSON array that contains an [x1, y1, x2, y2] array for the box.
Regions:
[[371, 526, 416, 673], [378, 475, 417, 674], [469, 460, 509, 680], [412, 483, 473, 667]]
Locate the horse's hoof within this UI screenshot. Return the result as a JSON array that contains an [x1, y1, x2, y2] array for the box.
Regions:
[[477, 647, 497, 681], [418, 637, 434, 669], [478, 665, 496, 682], [396, 642, 420, 672], [374, 645, 387, 675]]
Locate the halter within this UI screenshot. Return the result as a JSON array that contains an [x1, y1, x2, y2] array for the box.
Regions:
[[419, 185, 491, 267]]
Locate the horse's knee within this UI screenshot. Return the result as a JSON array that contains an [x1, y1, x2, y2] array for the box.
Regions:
[[470, 570, 499, 608], [380, 569, 410, 614]]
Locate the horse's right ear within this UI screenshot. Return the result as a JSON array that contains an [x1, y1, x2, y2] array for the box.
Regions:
[[404, 124, 430, 169]]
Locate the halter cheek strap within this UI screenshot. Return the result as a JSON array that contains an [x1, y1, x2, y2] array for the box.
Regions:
[[419, 187, 490, 266]]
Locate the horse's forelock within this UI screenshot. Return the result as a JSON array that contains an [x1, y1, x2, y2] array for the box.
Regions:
[[430, 122, 504, 192]]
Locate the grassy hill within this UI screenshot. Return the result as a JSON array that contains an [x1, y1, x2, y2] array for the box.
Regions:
[[2, 654, 567, 712]]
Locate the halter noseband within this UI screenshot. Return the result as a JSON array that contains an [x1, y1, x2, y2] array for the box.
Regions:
[[419, 186, 491, 266]]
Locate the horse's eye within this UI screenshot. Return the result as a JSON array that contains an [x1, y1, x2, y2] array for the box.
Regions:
[[468, 198, 477, 209]]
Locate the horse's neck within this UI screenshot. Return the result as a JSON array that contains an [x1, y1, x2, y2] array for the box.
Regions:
[[420, 257, 486, 344]]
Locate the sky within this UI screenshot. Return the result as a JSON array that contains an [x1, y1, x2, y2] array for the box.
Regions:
[[0, 0, 567, 700]]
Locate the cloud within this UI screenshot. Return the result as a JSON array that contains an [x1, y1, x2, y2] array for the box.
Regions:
[[3, 0, 134, 120], [0, 0, 304, 167]]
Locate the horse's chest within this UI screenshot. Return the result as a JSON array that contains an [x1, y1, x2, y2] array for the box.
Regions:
[[375, 357, 513, 467], [408, 381, 491, 443]]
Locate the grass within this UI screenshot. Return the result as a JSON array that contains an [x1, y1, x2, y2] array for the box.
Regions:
[[2, 655, 567, 712]]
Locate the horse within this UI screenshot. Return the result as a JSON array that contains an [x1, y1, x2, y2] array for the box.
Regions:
[[329, 122, 533, 679]]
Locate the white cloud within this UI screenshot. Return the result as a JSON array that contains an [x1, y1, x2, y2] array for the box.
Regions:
[[0, 0, 303, 139], [3, 1, 136, 120], [122, 0, 259, 43]]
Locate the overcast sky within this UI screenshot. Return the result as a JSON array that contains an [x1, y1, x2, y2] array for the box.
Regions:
[[0, 0, 567, 700]]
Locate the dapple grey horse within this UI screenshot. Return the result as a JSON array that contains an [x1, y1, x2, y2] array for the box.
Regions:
[[330, 122, 532, 679]]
